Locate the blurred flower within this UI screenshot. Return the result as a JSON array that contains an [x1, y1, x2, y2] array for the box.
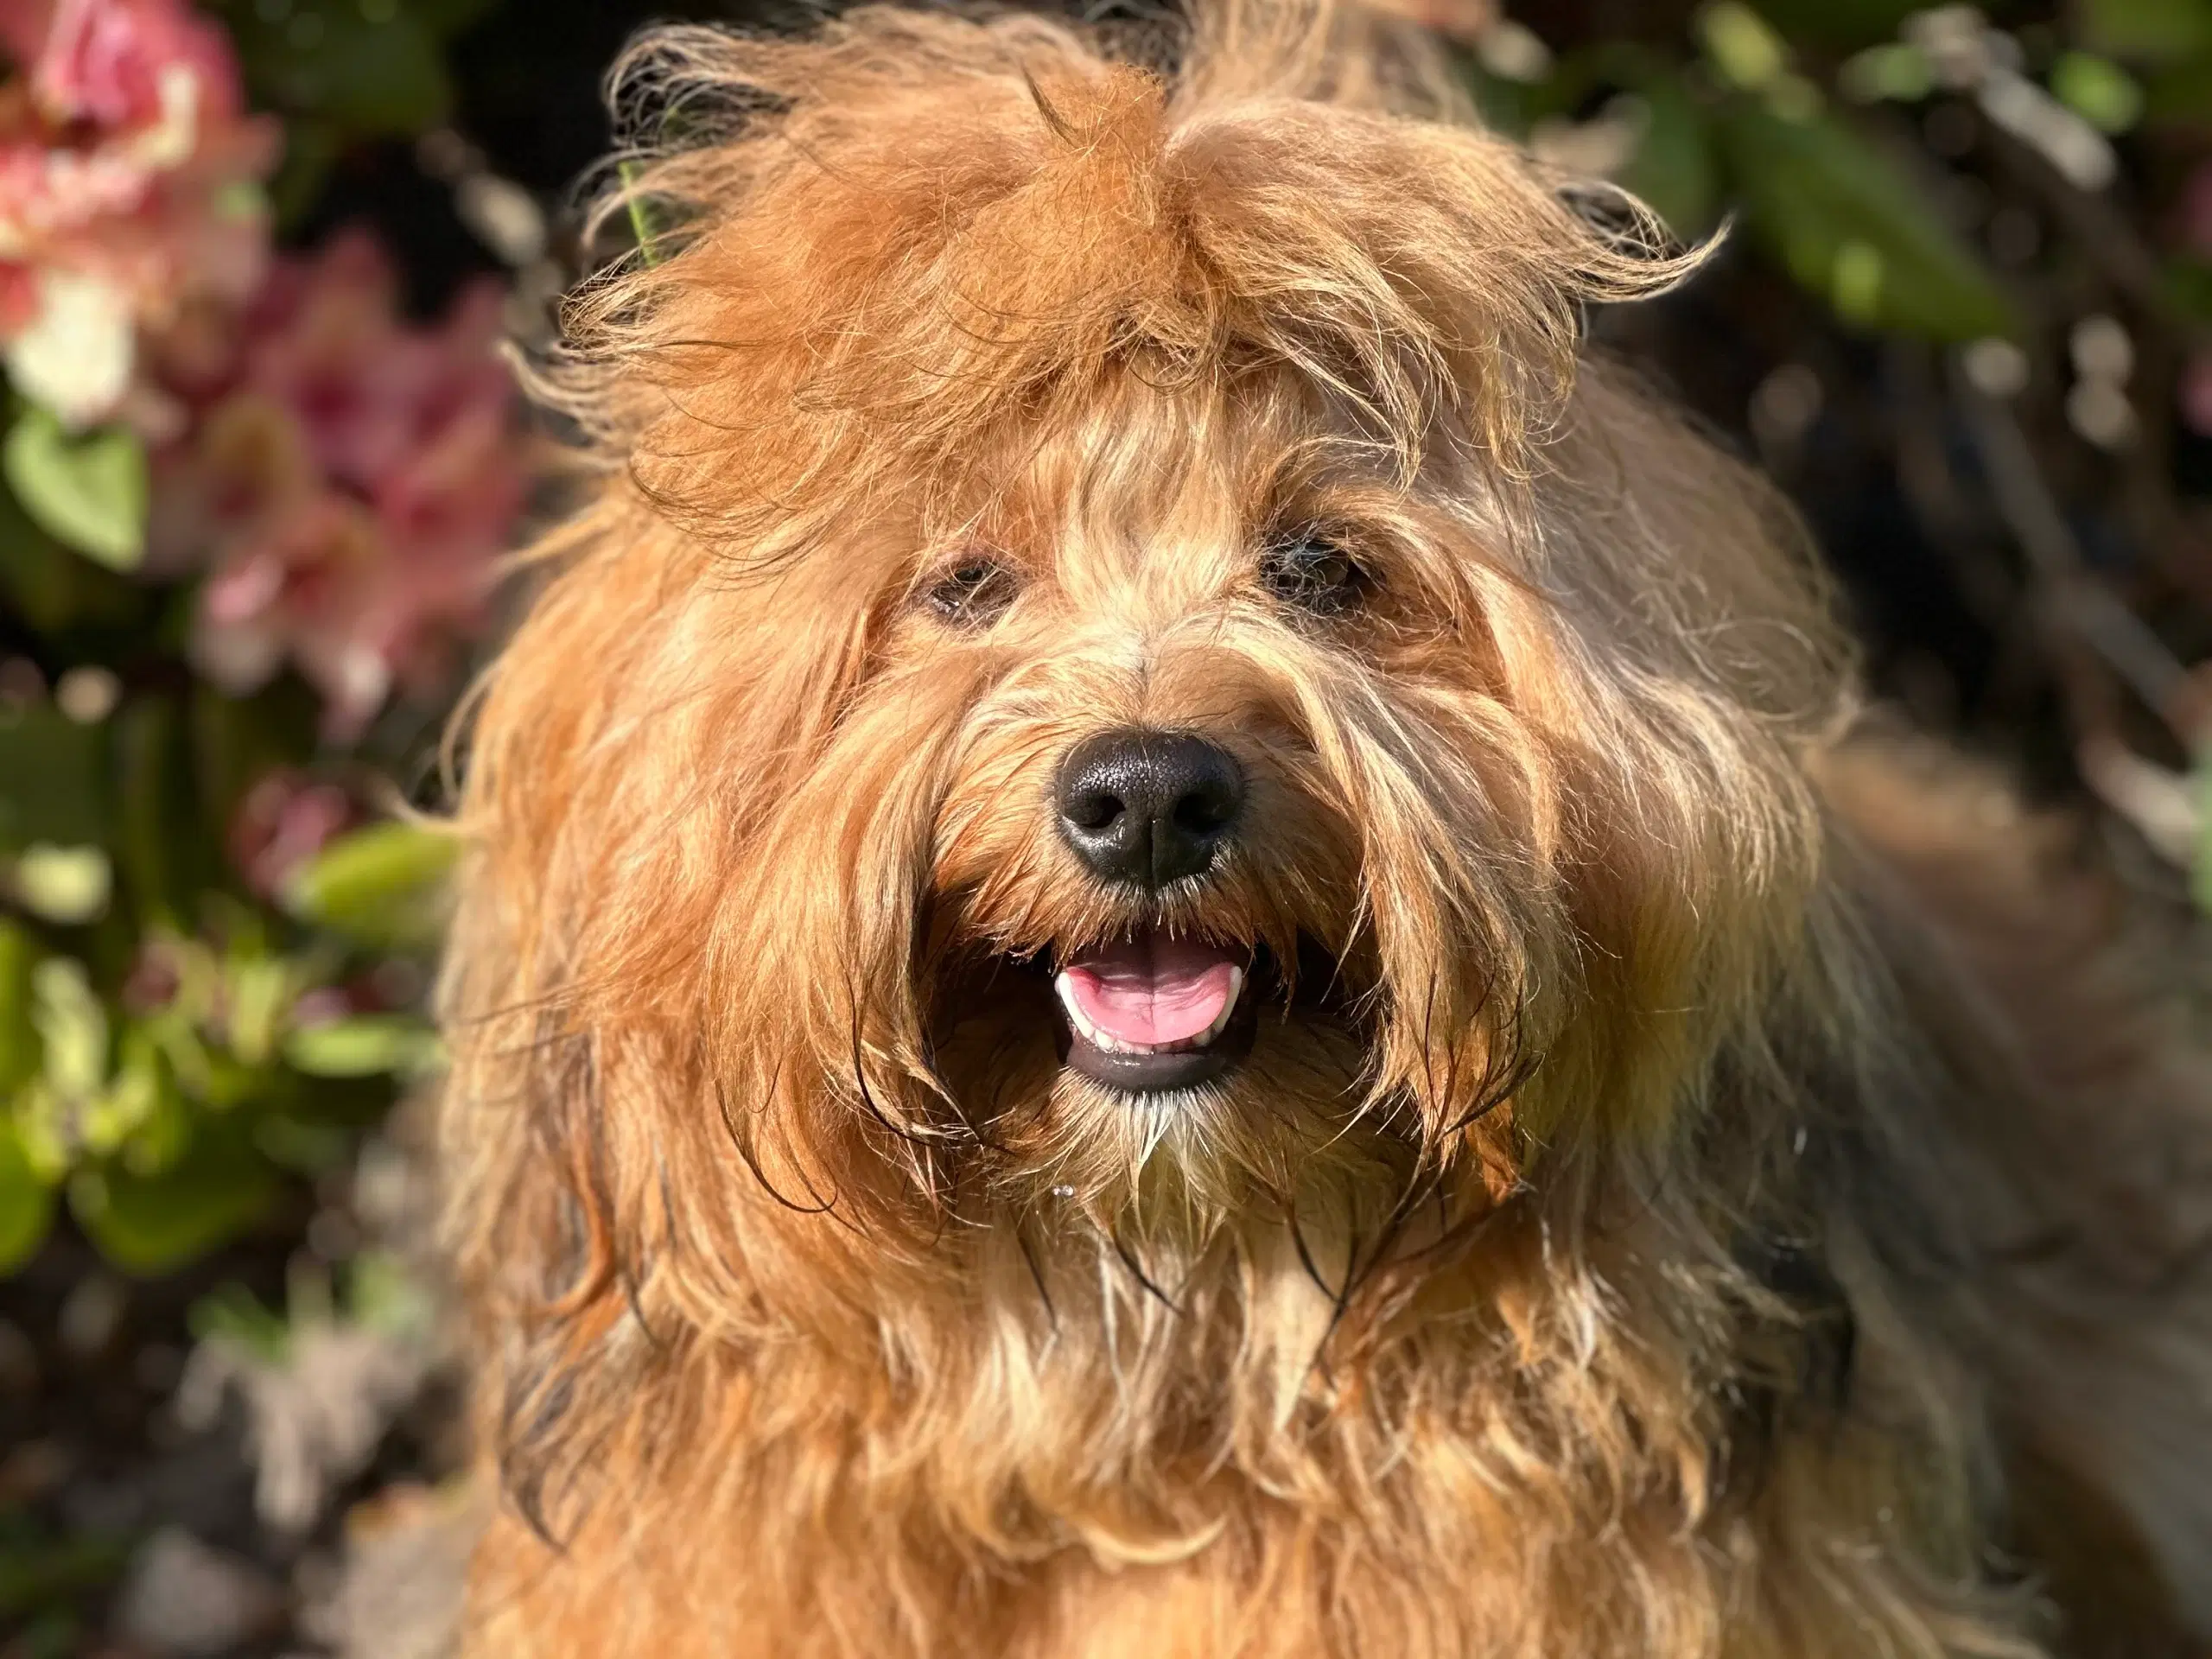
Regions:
[[2183, 354, 2212, 439], [288, 974, 397, 1036], [10, 0, 240, 130], [229, 770, 359, 902], [155, 232, 524, 736], [0, 0, 276, 425], [121, 937, 185, 1014]]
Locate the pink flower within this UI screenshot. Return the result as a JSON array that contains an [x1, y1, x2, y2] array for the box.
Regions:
[[195, 492, 414, 729], [228, 769, 358, 901], [4, 0, 245, 133], [148, 388, 316, 570], [0, 0, 275, 425], [163, 232, 525, 737], [240, 233, 516, 500], [0, 257, 34, 333]]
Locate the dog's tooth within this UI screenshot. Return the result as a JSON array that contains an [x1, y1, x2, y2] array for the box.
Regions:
[[1213, 965, 1246, 1041], [1053, 973, 1096, 1047], [1177, 964, 1246, 1052]]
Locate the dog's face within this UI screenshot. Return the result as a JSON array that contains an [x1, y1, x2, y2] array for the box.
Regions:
[[458, 15, 1855, 1268], [888, 366, 1533, 1215]]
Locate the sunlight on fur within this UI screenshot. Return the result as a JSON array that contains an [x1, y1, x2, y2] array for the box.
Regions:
[[437, 3, 2212, 1654]]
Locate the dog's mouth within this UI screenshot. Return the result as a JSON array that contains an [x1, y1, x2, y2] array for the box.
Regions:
[[1050, 928, 1260, 1094]]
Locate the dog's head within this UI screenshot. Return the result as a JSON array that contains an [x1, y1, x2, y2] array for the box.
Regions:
[[450, 2, 1855, 1292]]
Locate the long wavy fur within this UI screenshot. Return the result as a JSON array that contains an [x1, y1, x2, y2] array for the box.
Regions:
[[438, 3, 2212, 1654]]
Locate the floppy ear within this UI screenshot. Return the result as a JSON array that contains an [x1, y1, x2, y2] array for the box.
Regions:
[[438, 485, 887, 1536], [1500, 365, 1856, 1144], [444, 490, 885, 1055]]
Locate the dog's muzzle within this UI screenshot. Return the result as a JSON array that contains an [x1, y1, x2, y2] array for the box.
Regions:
[[1046, 728, 1256, 1092]]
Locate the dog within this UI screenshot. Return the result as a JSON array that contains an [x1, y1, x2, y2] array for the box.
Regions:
[[437, 3, 2212, 1652]]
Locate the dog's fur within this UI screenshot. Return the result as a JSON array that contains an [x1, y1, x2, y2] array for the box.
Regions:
[[438, 5, 2212, 1654]]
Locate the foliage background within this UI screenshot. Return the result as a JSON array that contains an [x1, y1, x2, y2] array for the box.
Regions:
[[0, 0, 2208, 1652]]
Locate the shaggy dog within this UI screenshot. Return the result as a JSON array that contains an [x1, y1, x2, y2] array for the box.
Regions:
[[439, 3, 2212, 1653]]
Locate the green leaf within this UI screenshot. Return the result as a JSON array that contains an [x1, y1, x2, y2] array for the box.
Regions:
[[2079, 0, 2212, 61], [69, 1126, 281, 1274], [189, 683, 318, 857], [10, 1609, 80, 1657], [2171, 257, 2212, 323], [15, 844, 111, 925], [0, 918, 39, 1099], [3, 409, 147, 571], [1746, 0, 1941, 47], [284, 1014, 443, 1079], [0, 480, 145, 632], [188, 1281, 291, 1363], [618, 159, 672, 269], [283, 820, 460, 950], [217, 0, 452, 136], [401, 0, 504, 40], [1719, 102, 2019, 341], [0, 1119, 55, 1275], [31, 957, 107, 1103], [2142, 51, 2212, 124], [1616, 70, 1721, 240], [1459, 33, 1589, 143], [114, 697, 202, 925], [190, 1021, 277, 1111], [0, 1532, 127, 1621], [254, 1111, 357, 1171], [1840, 42, 1937, 104], [222, 952, 301, 1069], [347, 1248, 434, 1336], [85, 1026, 186, 1173], [0, 705, 108, 851], [2052, 51, 2146, 131], [1699, 2, 1789, 90]]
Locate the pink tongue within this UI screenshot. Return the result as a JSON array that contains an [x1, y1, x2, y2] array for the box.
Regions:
[[1064, 933, 1241, 1048]]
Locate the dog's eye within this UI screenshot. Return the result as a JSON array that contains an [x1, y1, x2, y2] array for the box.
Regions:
[[1259, 533, 1370, 618], [924, 557, 1020, 626]]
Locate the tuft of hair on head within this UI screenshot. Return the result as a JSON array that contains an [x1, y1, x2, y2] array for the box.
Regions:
[[1172, 0, 1478, 117], [510, 0, 1704, 569]]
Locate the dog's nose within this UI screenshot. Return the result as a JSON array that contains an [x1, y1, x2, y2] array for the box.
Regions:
[[1056, 729, 1246, 889]]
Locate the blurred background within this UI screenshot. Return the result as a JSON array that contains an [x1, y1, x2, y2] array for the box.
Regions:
[[0, 0, 2208, 1652]]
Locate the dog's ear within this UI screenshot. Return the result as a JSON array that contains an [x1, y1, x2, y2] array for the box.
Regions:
[[1487, 365, 1853, 1145], [439, 486, 890, 1536]]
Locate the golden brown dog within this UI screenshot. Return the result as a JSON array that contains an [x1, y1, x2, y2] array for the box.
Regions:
[[438, 4, 2212, 1652]]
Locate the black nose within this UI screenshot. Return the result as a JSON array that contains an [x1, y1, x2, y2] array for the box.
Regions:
[[1056, 729, 1246, 889]]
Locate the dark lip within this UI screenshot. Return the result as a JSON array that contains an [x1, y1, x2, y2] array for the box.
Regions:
[[1051, 945, 1268, 1096]]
